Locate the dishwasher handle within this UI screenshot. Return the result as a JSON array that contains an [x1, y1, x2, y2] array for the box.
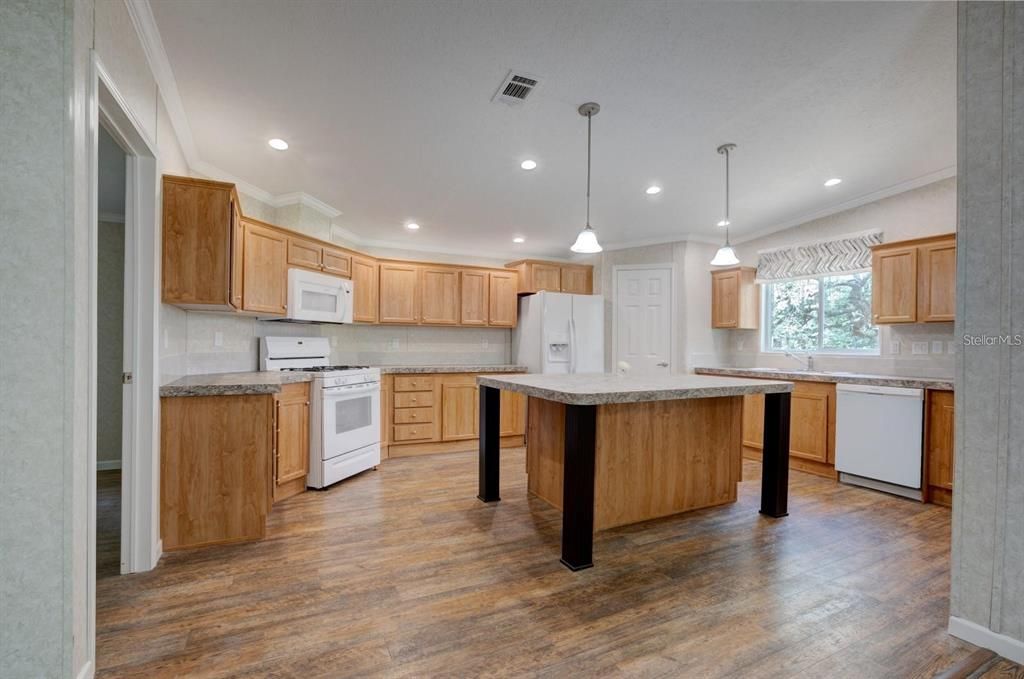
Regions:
[[836, 383, 924, 399]]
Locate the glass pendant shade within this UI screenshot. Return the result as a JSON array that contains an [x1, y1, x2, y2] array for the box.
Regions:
[[710, 244, 739, 266], [571, 225, 602, 253]]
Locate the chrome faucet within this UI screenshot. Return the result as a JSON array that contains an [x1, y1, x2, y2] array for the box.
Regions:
[[784, 351, 815, 371]]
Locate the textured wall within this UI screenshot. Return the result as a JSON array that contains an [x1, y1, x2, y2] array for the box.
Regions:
[[950, 1, 1024, 654]]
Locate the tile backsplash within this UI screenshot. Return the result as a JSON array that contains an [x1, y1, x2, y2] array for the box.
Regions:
[[160, 306, 511, 383]]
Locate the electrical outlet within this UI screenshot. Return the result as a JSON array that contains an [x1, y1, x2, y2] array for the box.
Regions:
[[911, 341, 928, 355], [947, 341, 956, 354], [890, 340, 902, 355], [931, 341, 944, 354], [214, 331, 224, 348]]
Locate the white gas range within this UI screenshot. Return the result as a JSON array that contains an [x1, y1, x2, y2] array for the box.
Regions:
[[261, 336, 380, 489]]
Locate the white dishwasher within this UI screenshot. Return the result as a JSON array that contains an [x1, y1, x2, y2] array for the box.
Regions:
[[834, 383, 924, 500]]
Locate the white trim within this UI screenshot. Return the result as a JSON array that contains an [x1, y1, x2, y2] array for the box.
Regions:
[[948, 616, 1024, 665], [611, 264, 677, 375], [97, 460, 122, 471], [274, 191, 342, 218], [755, 229, 883, 256], [601, 233, 722, 252], [98, 211, 125, 224]]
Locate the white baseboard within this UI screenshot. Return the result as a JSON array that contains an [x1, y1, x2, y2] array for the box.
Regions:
[[97, 460, 122, 471], [949, 616, 1024, 665], [75, 659, 94, 679]]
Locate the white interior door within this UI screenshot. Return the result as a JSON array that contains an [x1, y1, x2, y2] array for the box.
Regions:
[[615, 267, 672, 375]]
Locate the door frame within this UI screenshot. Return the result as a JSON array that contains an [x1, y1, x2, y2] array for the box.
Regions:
[[611, 264, 677, 374], [86, 50, 162, 668]]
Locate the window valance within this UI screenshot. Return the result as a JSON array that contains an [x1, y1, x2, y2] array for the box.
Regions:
[[755, 230, 882, 282]]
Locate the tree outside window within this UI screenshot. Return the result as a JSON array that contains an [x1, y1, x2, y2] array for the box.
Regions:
[[764, 272, 878, 353]]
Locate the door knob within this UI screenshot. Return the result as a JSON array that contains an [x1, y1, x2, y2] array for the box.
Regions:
[[657, 362, 669, 367]]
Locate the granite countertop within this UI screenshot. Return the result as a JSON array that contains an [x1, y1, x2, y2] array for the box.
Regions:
[[476, 373, 793, 406], [160, 371, 313, 398], [694, 367, 954, 391], [378, 364, 528, 374]]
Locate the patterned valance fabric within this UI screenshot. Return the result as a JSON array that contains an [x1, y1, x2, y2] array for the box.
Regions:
[[755, 230, 882, 282]]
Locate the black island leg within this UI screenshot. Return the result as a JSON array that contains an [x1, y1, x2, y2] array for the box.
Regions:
[[477, 386, 501, 502], [561, 403, 597, 571], [760, 391, 792, 517]]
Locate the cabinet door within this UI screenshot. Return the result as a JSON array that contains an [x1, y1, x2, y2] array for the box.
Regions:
[[500, 390, 526, 436], [162, 178, 233, 306], [242, 221, 288, 314], [351, 256, 378, 323], [287, 237, 323, 271], [460, 270, 489, 326], [322, 247, 351, 278], [441, 381, 478, 441], [918, 239, 956, 322], [488, 272, 518, 327], [561, 265, 592, 294], [274, 385, 309, 502], [742, 393, 764, 450], [380, 377, 392, 454], [872, 246, 918, 323], [926, 390, 955, 504], [230, 198, 243, 309], [711, 271, 740, 328], [379, 263, 421, 324], [531, 263, 562, 292], [420, 267, 460, 325], [789, 383, 832, 463]]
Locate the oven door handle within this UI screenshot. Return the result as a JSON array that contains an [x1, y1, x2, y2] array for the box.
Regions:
[[322, 383, 379, 397]]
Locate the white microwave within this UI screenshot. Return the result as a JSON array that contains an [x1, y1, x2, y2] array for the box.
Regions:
[[285, 268, 353, 323]]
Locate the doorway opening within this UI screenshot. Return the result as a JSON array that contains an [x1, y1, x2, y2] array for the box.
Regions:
[[96, 123, 128, 578]]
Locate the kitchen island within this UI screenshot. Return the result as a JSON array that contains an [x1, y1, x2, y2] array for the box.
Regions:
[[476, 373, 794, 570]]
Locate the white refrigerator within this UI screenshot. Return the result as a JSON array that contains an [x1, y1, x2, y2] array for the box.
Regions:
[[512, 291, 605, 374]]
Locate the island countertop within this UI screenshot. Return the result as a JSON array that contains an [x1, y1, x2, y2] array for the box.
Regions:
[[476, 372, 793, 406]]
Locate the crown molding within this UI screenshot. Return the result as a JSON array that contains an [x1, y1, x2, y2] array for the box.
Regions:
[[274, 192, 342, 218], [600, 232, 722, 252]]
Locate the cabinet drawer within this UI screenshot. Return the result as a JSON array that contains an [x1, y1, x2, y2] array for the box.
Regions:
[[393, 423, 435, 442], [394, 391, 434, 408], [394, 406, 433, 424], [394, 376, 435, 392]]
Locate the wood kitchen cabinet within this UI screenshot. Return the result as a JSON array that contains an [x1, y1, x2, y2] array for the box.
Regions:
[[925, 389, 955, 507], [711, 266, 759, 329], [871, 234, 956, 324], [420, 267, 460, 325], [441, 376, 479, 440], [505, 259, 594, 295], [488, 271, 519, 327], [241, 219, 288, 315], [460, 270, 489, 326], [273, 383, 310, 503], [321, 246, 351, 277], [500, 390, 526, 436], [741, 381, 836, 479], [351, 255, 379, 323], [379, 263, 421, 324], [286, 236, 353, 278]]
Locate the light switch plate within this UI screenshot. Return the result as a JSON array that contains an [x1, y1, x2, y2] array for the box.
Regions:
[[214, 331, 224, 347], [912, 341, 928, 355], [947, 341, 956, 354], [890, 340, 902, 355], [931, 341, 944, 354]]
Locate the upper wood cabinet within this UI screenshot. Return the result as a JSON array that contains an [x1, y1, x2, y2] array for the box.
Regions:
[[505, 259, 594, 295], [420, 267, 460, 325], [488, 271, 518, 327], [871, 234, 955, 324], [230, 197, 243, 309], [321, 246, 351, 277], [351, 255, 378, 323], [162, 176, 238, 309], [711, 266, 759, 329], [241, 220, 287, 315], [460, 270, 489, 326], [379, 263, 421, 324], [287, 236, 323, 271]]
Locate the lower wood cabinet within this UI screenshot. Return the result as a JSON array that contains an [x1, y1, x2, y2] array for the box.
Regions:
[[741, 380, 836, 478], [441, 376, 479, 440], [925, 389, 954, 506], [273, 383, 310, 503]]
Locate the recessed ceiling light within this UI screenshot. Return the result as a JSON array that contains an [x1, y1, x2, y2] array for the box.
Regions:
[[520, 159, 537, 170], [406, 222, 420, 231], [513, 237, 525, 243], [268, 138, 289, 151], [645, 185, 662, 195], [717, 219, 730, 227], [824, 177, 842, 187]]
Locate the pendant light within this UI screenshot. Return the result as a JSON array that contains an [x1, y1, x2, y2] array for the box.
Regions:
[[710, 142, 740, 266], [571, 102, 603, 254]]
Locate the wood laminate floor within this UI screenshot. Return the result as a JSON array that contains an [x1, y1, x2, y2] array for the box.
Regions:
[[97, 449, 985, 678]]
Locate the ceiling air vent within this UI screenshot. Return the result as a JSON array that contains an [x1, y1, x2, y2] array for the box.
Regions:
[[493, 70, 540, 106]]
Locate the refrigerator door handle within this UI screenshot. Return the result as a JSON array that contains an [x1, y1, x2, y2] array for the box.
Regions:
[[569, 317, 577, 374]]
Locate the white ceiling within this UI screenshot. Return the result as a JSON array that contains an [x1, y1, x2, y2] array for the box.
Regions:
[[150, 0, 955, 257]]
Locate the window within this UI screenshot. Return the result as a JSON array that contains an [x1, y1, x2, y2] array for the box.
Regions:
[[763, 272, 878, 353]]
